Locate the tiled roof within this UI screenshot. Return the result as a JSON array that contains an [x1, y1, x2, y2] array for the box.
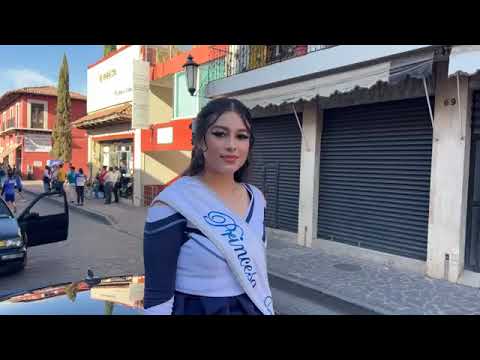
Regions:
[[0, 86, 86, 111], [72, 102, 132, 129]]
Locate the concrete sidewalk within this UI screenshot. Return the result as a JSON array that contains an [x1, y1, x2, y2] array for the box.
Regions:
[[22, 181, 480, 314], [22, 181, 147, 240]]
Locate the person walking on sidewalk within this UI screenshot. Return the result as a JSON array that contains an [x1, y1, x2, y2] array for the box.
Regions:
[[99, 166, 107, 196], [67, 166, 77, 203], [103, 167, 114, 204], [143, 98, 274, 316], [75, 168, 87, 206], [55, 164, 66, 194], [2, 171, 17, 214], [43, 165, 51, 192], [112, 166, 121, 203]]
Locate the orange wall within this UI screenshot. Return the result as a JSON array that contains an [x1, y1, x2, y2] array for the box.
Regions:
[[141, 118, 192, 152], [152, 45, 227, 80]]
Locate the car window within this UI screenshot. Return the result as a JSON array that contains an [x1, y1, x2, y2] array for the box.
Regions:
[[0, 199, 12, 218], [29, 195, 65, 217]]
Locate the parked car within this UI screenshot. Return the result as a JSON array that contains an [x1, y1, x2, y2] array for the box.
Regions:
[[0, 272, 144, 315], [0, 190, 69, 274]]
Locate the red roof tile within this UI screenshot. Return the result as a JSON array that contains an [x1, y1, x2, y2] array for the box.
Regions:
[[72, 102, 131, 128], [0, 86, 86, 111]]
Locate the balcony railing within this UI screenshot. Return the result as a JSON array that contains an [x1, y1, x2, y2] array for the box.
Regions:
[[206, 45, 337, 84], [7, 118, 15, 129]]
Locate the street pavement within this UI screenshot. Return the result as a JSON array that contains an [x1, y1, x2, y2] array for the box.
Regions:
[[0, 192, 144, 294]]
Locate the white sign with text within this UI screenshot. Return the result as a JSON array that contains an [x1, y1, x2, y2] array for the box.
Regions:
[[132, 59, 150, 129], [87, 45, 141, 113]]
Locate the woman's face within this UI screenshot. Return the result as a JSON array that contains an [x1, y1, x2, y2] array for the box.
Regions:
[[201, 111, 251, 177]]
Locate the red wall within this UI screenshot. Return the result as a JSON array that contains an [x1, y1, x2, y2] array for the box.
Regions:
[[141, 118, 192, 152], [12, 95, 89, 179]]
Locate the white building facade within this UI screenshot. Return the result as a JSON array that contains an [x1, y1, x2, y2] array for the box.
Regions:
[[205, 45, 480, 287]]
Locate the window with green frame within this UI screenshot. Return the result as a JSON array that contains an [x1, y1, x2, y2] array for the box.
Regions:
[[174, 60, 226, 118], [198, 60, 225, 109], [174, 71, 198, 119]]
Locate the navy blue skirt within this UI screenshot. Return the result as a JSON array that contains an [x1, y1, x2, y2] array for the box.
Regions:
[[172, 291, 263, 315]]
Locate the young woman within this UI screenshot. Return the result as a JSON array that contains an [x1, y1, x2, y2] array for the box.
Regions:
[[143, 98, 274, 316]]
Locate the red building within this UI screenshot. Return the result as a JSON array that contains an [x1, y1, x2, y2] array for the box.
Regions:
[[0, 86, 88, 179]]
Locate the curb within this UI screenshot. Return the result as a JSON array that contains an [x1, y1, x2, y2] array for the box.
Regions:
[[266, 269, 393, 315], [23, 188, 114, 226]]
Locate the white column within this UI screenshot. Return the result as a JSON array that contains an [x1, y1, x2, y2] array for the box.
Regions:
[[87, 135, 92, 176], [297, 102, 323, 247], [133, 128, 143, 207], [426, 61, 472, 282]]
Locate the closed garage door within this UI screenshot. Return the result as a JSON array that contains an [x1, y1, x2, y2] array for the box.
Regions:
[[246, 114, 302, 233], [317, 98, 433, 260]]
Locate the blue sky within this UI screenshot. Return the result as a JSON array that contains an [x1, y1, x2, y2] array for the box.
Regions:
[[0, 45, 104, 96], [0, 45, 194, 97]]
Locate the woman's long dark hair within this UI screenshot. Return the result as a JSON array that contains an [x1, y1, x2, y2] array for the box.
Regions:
[[182, 98, 254, 182]]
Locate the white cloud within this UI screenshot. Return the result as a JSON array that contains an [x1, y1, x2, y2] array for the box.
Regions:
[[0, 68, 55, 96]]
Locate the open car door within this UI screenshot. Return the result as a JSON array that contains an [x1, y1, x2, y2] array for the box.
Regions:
[[17, 191, 69, 247]]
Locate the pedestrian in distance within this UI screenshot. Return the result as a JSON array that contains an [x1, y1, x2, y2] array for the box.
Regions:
[[55, 163, 66, 195], [99, 166, 107, 195], [0, 164, 6, 188], [2, 171, 17, 214], [103, 167, 114, 205], [13, 169, 25, 201], [67, 165, 77, 203], [43, 165, 51, 192], [75, 168, 87, 206], [143, 98, 274, 315], [113, 166, 121, 203]]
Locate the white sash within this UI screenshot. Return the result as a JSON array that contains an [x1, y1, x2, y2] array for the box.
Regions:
[[157, 176, 274, 315]]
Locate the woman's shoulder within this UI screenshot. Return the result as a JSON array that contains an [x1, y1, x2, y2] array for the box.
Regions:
[[146, 199, 185, 224], [243, 183, 266, 204]]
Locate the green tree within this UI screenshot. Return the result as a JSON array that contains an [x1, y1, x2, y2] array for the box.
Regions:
[[51, 54, 72, 162], [103, 45, 117, 57], [65, 282, 78, 303], [104, 301, 114, 315]]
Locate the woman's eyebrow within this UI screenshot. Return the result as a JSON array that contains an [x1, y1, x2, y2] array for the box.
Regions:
[[211, 125, 249, 132]]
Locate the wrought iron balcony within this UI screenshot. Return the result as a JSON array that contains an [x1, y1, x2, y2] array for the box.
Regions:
[[206, 45, 337, 83]]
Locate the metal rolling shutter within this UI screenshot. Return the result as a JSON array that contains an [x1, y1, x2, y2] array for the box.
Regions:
[[465, 91, 480, 270], [317, 98, 433, 260], [246, 114, 302, 233]]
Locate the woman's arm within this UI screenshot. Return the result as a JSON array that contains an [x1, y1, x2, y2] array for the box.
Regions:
[[143, 202, 187, 315]]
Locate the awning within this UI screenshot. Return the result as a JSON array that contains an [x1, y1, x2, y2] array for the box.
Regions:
[[448, 45, 480, 77], [73, 103, 131, 129], [233, 50, 435, 109]]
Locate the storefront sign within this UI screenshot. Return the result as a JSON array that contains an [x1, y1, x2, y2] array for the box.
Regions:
[[132, 59, 150, 129], [24, 134, 52, 152], [87, 45, 141, 113], [157, 127, 173, 144]]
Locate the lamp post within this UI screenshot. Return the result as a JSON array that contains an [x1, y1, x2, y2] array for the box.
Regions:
[[182, 54, 199, 96]]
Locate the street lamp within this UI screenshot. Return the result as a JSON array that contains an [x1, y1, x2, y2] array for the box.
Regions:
[[183, 54, 199, 96]]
